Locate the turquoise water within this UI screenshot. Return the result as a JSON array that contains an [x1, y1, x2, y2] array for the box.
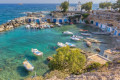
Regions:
[[0, 24, 118, 80]]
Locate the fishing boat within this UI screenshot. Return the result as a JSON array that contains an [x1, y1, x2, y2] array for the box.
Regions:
[[81, 33, 91, 36], [57, 42, 67, 47], [65, 42, 76, 47], [23, 59, 34, 71], [72, 35, 83, 39], [63, 31, 73, 35], [56, 23, 62, 27], [25, 25, 31, 29], [91, 32, 111, 35], [70, 37, 80, 41], [80, 29, 88, 32], [31, 49, 43, 56]]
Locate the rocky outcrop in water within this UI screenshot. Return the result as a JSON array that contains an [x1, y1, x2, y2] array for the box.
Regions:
[[0, 17, 27, 32]]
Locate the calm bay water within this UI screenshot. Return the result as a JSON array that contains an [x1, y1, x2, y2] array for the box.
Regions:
[[0, 24, 118, 80], [0, 4, 117, 80]]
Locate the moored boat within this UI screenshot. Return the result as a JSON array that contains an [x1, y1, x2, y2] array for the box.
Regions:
[[70, 37, 80, 41], [25, 25, 31, 29], [80, 29, 88, 32], [91, 32, 111, 35], [56, 23, 62, 27], [23, 59, 34, 71], [81, 33, 91, 36], [65, 42, 76, 47], [72, 35, 83, 39], [63, 31, 73, 35], [31, 49, 43, 56], [57, 42, 67, 47]]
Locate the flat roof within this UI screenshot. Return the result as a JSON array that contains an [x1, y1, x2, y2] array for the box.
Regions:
[[88, 54, 110, 64]]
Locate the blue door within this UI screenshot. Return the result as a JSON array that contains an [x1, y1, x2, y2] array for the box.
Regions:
[[36, 19, 40, 24], [118, 33, 120, 36], [53, 19, 56, 23], [114, 30, 117, 36], [64, 19, 68, 23], [59, 19, 62, 23], [96, 22, 98, 26], [28, 19, 31, 23]]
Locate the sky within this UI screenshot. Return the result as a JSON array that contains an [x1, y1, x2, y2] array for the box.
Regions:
[[0, 0, 117, 4]]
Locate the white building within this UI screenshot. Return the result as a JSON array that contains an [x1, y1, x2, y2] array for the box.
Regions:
[[56, 1, 82, 11]]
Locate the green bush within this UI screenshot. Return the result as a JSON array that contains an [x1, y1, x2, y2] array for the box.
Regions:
[[117, 60, 120, 63], [48, 46, 86, 74], [85, 20, 89, 24], [82, 13, 89, 19], [87, 62, 101, 71]]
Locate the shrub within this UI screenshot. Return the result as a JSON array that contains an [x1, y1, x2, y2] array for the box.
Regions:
[[85, 20, 89, 24], [44, 70, 69, 79], [117, 60, 120, 63], [48, 46, 86, 74], [87, 62, 101, 71], [82, 13, 89, 19]]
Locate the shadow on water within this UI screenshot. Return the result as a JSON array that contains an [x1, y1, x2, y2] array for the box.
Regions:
[[50, 46, 58, 51], [24, 55, 38, 61], [43, 60, 49, 65], [17, 66, 29, 77], [43, 70, 51, 76]]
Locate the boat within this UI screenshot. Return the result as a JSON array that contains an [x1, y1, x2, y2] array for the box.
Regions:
[[56, 23, 62, 27], [25, 25, 31, 29], [70, 37, 80, 41], [23, 59, 34, 71], [63, 31, 73, 35], [81, 33, 91, 36], [80, 29, 88, 32], [57, 42, 67, 47], [65, 42, 76, 47], [50, 25, 54, 28], [31, 49, 43, 56], [72, 35, 83, 39], [86, 38, 102, 43], [18, 3, 23, 5], [91, 32, 111, 35]]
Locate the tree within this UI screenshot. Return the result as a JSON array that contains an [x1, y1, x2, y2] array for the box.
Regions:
[[81, 2, 93, 11], [99, 2, 112, 9], [112, 0, 120, 11], [48, 46, 86, 74], [60, 1, 69, 12]]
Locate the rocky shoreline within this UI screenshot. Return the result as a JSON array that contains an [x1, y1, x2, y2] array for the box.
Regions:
[[0, 17, 28, 32]]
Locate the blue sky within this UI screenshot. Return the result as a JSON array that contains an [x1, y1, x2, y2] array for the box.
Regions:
[[0, 0, 117, 4]]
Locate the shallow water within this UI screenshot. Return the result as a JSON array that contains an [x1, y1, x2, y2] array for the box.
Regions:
[[0, 24, 119, 80]]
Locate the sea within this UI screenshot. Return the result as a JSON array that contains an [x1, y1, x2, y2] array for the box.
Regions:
[[0, 4, 119, 80]]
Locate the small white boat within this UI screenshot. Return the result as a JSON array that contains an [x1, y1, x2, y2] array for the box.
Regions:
[[63, 31, 73, 35], [72, 35, 83, 39], [58, 24, 62, 27], [25, 25, 31, 29], [81, 33, 91, 36], [70, 37, 80, 41], [56, 23, 62, 27], [23, 59, 34, 71], [57, 42, 67, 47], [65, 42, 76, 47], [31, 49, 43, 56]]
